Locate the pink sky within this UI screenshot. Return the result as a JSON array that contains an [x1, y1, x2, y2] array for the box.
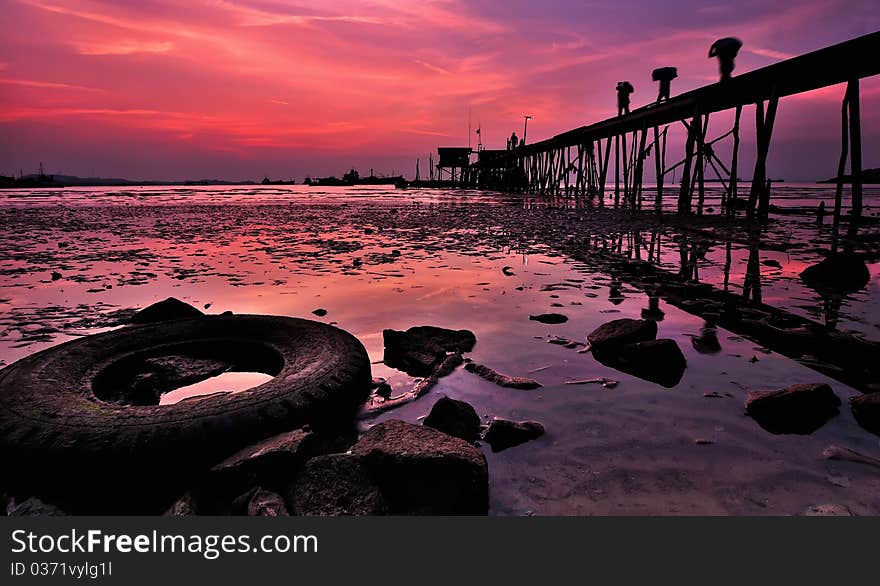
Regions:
[[0, 0, 878, 181]]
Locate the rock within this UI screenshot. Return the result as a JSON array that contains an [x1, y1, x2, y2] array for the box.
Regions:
[[762, 259, 782, 269], [196, 427, 354, 512], [482, 419, 545, 452], [800, 252, 870, 292], [593, 339, 686, 388], [371, 377, 392, 398], [130, 297, 204, 324], [312, 308, 328, 317], [351, 420, 488, 515], [6, 496, 66, 516], [291, 454, 387, 516], [163, 493, 199, 516], [849, 393, 880, 436], [246, 489, 289, 516], [587, 318, 657, 349], [51, 271, 62, 281], [383, 326, 476, 376], [745, 383, 841, 434], [529, 313, 568, 324], [802, 503, 852, 516], [423, 396, 481, 443], [464, 362, 542, 390]]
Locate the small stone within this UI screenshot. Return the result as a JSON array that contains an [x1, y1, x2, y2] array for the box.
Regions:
[[850, 393, 880, 437], [130, 297, 203, 324], [482, 419, 545, 452], [371, 377, 392, 399], [745, 383, 841, 435], [587, 318, 657, 349], [383, 326, 476, 376], [312, 308, 328, 317], [593, 338, 687, 388], [802, 503, 852, 516], [529, 313, 568, 324], [800, 252, 870, 292], [423, 396, 481, 443]]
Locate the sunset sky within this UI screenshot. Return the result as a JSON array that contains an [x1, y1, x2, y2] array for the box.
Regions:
[[0, 0, 878, 181]]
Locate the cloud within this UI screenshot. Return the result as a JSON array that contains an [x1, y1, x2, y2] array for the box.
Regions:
[[749, 47, 796, 60], [74, 40, 174, 55], [0, 78, 103, 91]]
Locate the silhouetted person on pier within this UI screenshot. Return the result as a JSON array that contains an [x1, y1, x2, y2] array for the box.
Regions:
[[508, 132, 519, 150], [652, 67, 677, 102], [709, 37, 742, 81], [616, 81, 634, 116]]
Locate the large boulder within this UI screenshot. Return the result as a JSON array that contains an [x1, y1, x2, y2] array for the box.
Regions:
[[383, 326, 476, 376], [745, 383, 841, 434], [423, 397, 482, 443], [850, 393, 880, 437], [351, 420, 488, 515], [195, 426, 354, 512], [130, 297, 203, 324], [290, 454, 388, 516], [482, 419, 545, 452], [593, 338, 686, 388], [588, 318, 657, 349], [800, 253, 870, 293]]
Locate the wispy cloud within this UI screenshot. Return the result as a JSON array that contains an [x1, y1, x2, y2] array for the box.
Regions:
[[74, 40, 174, 55], [0, 77, 103, 91], [749, 47, 796, 60]]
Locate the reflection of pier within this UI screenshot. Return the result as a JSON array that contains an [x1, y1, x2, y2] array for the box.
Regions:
[[443, 32, 879, 223], [566, 225, 880, 393]]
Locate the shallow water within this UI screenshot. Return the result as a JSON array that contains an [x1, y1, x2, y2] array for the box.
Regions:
[[1, 184, 879, 515]]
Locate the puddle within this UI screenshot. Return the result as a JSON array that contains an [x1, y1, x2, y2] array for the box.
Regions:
[[159, 371, 275, 405]]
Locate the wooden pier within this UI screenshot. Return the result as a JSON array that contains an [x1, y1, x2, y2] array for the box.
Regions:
[[451, 31, 880, 222]]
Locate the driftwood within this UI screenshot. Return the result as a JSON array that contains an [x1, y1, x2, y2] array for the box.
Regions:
[[362, 353, 463, 417], [464, 362, 542, 390], [822, 445, 880, 469]]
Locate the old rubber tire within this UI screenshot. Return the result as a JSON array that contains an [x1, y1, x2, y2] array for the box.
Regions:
[[0, 314, 371, 512]]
